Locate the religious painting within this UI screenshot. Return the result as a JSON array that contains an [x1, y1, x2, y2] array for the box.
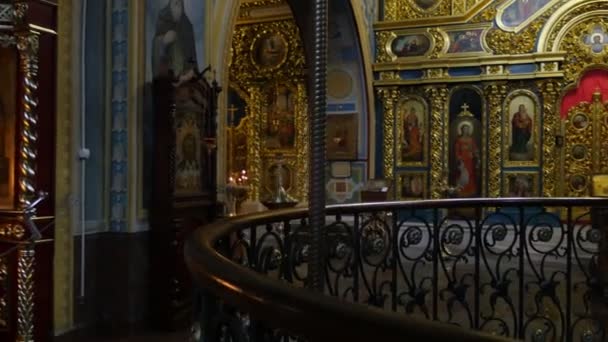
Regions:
[[251, 32, 288, 69], [327, 69, 354, 99], [570, 174, 588, 193], [145, 0, 205, 81], [397, 96, 427, 166], [571, 145, 587, 161], [448, 87, 483, 198], [143, 0, 207, 209], [504, 90, 540, 166], [174, 111, 202, 195], [326, 113, 358, 160], [503, 172, 538, 197], [582, 24, 608, 55], [397, 172, 427, 200], [572, 112, 589, 130], [497, 0, 555, 31], [446, 29, 485, 54], [0, 48, 16, 208], [264, 84, 296, 150], [263, 161, 293, 195], [412, 0, 440, 11], [389, 34, 431, 58]]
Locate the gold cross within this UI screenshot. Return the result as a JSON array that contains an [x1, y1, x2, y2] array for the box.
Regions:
[[461, 103, 470, 112]]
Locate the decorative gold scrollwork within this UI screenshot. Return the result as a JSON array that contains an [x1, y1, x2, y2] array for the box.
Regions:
[[558, 19, 608, 84], [12, 2, 27, 26], [485, 83, 507, 198], [425, 85, 448, 199], [0, 223, 25, 240], [537, 79, 561, 197], [486, 20, 544, 55], [377, 87, 399, 180]]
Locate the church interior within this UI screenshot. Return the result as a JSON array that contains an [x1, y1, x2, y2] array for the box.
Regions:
[[0, 0, 608, 341]]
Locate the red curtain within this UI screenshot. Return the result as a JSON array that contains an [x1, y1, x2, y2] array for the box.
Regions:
[[561, 69, 608, 118]]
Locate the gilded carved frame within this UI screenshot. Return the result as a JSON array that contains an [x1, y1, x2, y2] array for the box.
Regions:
[[502, 89, 541, 168]]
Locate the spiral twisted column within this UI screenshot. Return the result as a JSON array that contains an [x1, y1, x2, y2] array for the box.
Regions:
[[16, 33, 39, 209], [308, 0, 328, 292]]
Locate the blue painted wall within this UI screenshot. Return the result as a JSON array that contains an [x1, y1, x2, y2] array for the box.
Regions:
[[84, 0, 107, 221]]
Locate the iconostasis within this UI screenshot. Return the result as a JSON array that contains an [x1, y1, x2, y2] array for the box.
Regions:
[[226, 0, 371, 205], [375, 0, 608, 200]]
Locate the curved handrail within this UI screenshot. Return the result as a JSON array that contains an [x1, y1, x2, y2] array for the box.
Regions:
[[185, 197, 608, 341]]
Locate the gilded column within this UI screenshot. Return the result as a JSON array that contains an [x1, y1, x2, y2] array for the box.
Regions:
[[15, 32, 39, 209], [16, 246, 35, 342], [377, 87, 398, 181], [247, 85, 263, 201], [537, 79, 561, 197], [295, 83, 309, 202], [426, 86, 448, 199], [485, 83, 507, 198]]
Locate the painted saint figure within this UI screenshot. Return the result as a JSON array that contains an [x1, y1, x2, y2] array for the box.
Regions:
[[453, 123, 479, 196], [152, 0, 198, 79], [402, 107, 422, 161], [510, 104, 532, 155]]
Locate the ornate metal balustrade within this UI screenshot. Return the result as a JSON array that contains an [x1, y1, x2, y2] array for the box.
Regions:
[[185, 198, 608, 342]]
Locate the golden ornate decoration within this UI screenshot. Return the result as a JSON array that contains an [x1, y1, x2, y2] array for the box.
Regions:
[[238, 0, 284, 9], [484, 83, 507, 198], [375, 31, 394, 64], [0, 223, 25, 240], [15, 32, 39, 209], [537, 79, 561, 197], [428, 28, 445, 59], [379, 71, 400, 81], [562, 91, 608, 198], [16, 246, 35, 342], [246, 85, 263, 201], [558, 18, 608, 84], [377, 87, 399, 180], [425, 85, 448, 198], [486, 20, 544, 55], [381, 0, 490, 23], [0, 256, 7, 330], [228, 18, 308, 203], [502, 89, 541, 168], [542, 1, 608, 53], [230, 19, 305, 87]]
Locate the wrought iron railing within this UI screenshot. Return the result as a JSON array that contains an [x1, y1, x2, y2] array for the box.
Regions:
[[185, 198, 608, 341]]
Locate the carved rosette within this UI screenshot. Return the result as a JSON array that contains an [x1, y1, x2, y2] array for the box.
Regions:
[[16, 33, 39, 209], [426, 86, 448, 199], [485, 83, 507, 198], [377, 87, 398, 180], [537, 79, 561, 197], [16, 246, 35, 342]]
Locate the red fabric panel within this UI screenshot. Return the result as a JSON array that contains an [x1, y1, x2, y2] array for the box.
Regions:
[[561, 69, 608, 118]]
